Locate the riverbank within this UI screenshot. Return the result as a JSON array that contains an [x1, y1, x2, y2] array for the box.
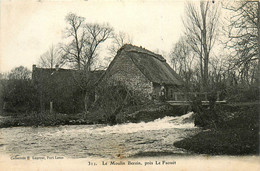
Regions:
[[0, 102, 187, 128], [174, 103, 259, 155], [0, 112, 91, 128]]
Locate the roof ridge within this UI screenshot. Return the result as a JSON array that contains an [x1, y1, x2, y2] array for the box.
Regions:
[[125, 49, 166, 62], [122, 44, 166, 62]]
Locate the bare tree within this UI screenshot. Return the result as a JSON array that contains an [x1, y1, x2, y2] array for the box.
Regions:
[[183, 1, 220, 91], [62, 13, 86, 70], [208, 55, 229, 89], [170, 36, 196, 89], [108, 31, 133, 57], [224, 1, 259, 84], [61, 13, 114, 112], [38, 45, 65, 68], [82, 23, 114, 71], [61, 13, 113, 71]]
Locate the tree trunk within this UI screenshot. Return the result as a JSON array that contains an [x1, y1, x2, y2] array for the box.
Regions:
[[201, 2, 209, 92], [84, 91, 89, 112], [257, 2, 260, 88], [204, 51, 209, 91], [200, 31, 204, 92], [77, 55, 81, 70]]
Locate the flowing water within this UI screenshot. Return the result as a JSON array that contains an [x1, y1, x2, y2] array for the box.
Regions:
[[0, 112, 200, 159]]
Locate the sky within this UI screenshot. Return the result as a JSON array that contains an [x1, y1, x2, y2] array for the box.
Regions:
[[0, 0, 191, 72]]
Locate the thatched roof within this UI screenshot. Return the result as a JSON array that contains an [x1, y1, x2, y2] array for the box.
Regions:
[[124, 44, 183, 85], [100, 44, 183, 86]]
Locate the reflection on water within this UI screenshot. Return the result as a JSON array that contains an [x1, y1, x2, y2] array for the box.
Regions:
[[0, 112, 200, 159]]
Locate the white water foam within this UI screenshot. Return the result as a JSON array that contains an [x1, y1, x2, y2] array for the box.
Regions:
[[94, 112, 196, 134], [48, 112, 196, 136]]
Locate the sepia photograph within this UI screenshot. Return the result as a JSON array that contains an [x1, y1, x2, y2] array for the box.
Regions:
[[0, 0, 259, 170]]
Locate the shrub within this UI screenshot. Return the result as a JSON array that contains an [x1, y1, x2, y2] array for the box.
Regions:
[[1, 79, 38, 113]]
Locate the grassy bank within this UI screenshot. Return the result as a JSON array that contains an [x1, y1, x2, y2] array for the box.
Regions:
[[0, 112, 91, 128], [174, 103, 259, 155]]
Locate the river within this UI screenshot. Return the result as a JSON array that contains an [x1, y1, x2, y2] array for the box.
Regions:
[[0, 112, 200, 159]]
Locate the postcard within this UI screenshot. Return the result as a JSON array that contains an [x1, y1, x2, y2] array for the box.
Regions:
[[0, 0, 259, 170]]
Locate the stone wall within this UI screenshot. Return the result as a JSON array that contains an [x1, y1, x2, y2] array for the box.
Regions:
[[104, 51, 153, 100]]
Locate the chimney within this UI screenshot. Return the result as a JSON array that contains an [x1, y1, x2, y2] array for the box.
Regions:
[[32, 64, 36, 71], [32, 64, 36, 82], [55, 64, 59, 71]]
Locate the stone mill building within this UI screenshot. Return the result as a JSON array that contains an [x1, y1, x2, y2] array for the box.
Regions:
[[97, 44, 183, 101]]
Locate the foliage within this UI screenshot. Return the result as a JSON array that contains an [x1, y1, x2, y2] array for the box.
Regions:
[[91, 82, 145, 124], [175, 104, 259, 155], [0, 78, 38, 113], [8, 66, 31, 80], [0, 66, 37, 113]]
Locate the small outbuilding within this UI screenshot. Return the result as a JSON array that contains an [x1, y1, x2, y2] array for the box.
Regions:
[[32, 65, 104, 113]]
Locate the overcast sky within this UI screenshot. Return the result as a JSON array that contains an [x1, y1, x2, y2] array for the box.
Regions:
[[0, 0, 195, 72]]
